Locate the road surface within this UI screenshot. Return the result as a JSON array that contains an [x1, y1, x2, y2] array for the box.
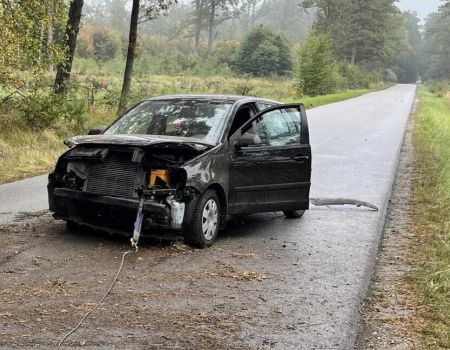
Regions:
[[0, 84, 416, 349]]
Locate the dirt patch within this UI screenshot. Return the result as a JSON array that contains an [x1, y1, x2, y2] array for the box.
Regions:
[[0, 217, 269, 349], [356, 102, 423, 349]]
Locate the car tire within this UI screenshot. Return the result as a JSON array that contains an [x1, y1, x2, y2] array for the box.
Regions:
[[283, 210, 305, 219], [185, 190, 220, 248], [66, 220, 80, 233]]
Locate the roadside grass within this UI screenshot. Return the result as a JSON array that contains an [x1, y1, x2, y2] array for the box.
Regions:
[[287, 87, 385, 108], [0, 72, 388, 184], [0, 105, 115, 184], [410, 85, 450, 349]]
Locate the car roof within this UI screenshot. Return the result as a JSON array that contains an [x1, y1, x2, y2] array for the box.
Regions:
[[147, 94, 280, 105]]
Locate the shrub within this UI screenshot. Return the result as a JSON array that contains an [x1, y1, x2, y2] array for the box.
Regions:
[[92, 28, 122, 62], [296, 32, 337, 96], [383, 69, 398, 83], [427, 81, 450, 97], [18, 90, 87, 131], [210, 40, 240, 68], [76, 25, 95, 58], [336, 62, 382, 90], [76, 26, 122, 61], [234, 25, 292, 77]]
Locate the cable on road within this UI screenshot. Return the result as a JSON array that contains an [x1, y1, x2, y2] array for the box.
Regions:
[[56, 245, 138, 349]]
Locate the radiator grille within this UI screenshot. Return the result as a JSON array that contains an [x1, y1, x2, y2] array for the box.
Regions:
[[85, 151, 139, 198]]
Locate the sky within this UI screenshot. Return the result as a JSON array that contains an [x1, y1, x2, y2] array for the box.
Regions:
[[397, 0, 442, 21]]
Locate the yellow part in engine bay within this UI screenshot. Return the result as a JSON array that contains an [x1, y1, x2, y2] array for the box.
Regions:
[[149, 169, 170, 187]]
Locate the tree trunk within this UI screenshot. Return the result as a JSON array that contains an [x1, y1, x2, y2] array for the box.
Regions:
[[207, 0, 216, 51], [351, 46, 357, 65], [54, 0, 84, 94], [118, 0, 140, 113], [194, 0, 204, 54]]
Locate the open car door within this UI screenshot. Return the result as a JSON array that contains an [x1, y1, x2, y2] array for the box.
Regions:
[[228, 104, 311, 214]]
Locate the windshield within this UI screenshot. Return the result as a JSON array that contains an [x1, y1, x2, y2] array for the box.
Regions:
[[105, 100, 233, 144]]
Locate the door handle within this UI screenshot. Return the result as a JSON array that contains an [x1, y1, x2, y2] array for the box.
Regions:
[[292, 155, 309, 162]]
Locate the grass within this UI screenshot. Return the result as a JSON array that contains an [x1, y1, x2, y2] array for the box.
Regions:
[[409, 85, 450, 349], [0, 105, 115, 184], [289, 88, 386, 108], [0, 71, 388, 184]]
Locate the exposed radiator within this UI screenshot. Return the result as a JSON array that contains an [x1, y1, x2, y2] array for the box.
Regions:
[[85, 150, 139, 198]]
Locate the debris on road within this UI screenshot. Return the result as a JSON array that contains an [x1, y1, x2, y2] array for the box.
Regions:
[[310, 197, 379, 211]]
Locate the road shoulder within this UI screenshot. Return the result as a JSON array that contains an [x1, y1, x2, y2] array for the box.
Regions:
[[356, 98, 422, 349]]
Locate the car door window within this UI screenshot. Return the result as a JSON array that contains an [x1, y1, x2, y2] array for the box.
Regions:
[[241, 107, 301, 147], [256, 102, 276, 111], [228, 104, 256, 137]]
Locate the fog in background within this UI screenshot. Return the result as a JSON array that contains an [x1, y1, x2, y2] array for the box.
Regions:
[[398, 0, 441, 20]]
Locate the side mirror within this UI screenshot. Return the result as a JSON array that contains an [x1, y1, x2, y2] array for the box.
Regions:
[[235, 134, 262, 149], [88, 126, 107, 135]]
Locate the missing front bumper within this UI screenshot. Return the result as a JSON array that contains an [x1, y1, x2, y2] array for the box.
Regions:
[[51, 188, 171, 235]]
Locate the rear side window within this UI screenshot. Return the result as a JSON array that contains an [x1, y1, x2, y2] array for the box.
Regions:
[[256, 102, 277, 111]]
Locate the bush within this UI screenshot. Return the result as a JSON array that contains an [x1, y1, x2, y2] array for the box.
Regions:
[[76, 25, 95, 58], [76, 26, 122, 61], [383, 69, 398, 83], [427, 81, 450, 97], [92, 28, 122, 62], [234, 25, 292, 77], [335, 62, 384, 90], [296, 32, 337, 96], [18, 90, 87, 131], [210, 40, 240, 69]]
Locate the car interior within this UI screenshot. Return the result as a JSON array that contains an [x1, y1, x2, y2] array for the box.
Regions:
[[228, 104, 256, 137]]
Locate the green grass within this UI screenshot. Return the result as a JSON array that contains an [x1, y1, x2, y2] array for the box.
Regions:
[[286, 88, 384, 107], [0, 105, 115, 184], [411, 85, 450, 349], [0, 72, 389, 184]]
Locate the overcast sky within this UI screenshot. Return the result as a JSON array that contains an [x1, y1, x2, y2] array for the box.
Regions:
[[397, 0, 442, 21]]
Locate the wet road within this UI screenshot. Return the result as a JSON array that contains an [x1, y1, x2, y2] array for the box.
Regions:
[[0, 85, 416, 349]]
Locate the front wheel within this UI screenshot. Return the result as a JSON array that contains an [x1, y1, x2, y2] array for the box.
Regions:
[[283, 210, 305, 219], [185, 190, 220, 248]]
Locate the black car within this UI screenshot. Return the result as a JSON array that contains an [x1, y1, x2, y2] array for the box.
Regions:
[[48, 95, 311, 247]]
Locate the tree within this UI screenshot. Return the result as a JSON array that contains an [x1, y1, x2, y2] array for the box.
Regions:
[[296, 31, 336, 96], [190, 0, 240, 53], [422, 1, 450, 80], [0, 0, 65, 84], [118, 0, 140, 112], [54, 0, 84, 94], [394, 11, 422, 83], [234, 25, 292, 77], [302, 0, 344, 32], [118, 0, 174, 112], [192, 0, 206, 52], [303, 0, 404, 70]]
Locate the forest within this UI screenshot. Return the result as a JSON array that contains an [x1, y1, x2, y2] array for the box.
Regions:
[[0, 0, 449, 182]]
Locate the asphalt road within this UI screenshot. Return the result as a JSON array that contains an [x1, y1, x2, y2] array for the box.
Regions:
[[0, 175, 48, 225], [0, 84, 416, 349]]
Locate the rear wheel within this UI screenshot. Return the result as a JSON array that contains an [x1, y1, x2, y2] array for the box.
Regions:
[[185, 190, 220, 248], [283, 210, 305, 219]]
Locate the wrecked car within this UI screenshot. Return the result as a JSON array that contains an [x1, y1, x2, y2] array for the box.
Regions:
[[48, 95, 312, 247]]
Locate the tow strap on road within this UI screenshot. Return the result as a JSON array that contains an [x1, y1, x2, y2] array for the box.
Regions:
[[56, 195, 145, 349]]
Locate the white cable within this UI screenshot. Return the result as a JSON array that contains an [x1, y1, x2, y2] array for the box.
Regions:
[[56, 249, 135, 349]]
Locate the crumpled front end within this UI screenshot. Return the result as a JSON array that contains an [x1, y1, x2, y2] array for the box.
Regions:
[[48, 142, 206, 236]]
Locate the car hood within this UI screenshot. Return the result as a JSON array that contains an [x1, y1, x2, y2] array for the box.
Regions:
[[64, 134, 215, 151]]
